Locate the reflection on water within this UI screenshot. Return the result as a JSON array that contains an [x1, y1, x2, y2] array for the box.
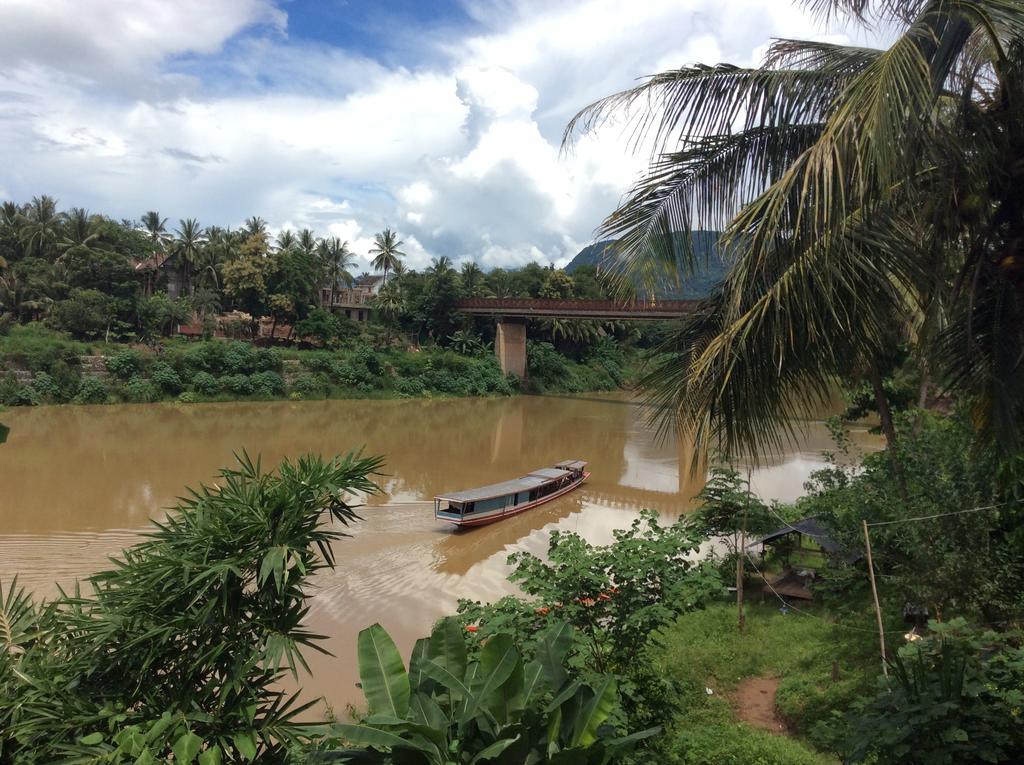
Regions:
[[0, 394, 878, 712]]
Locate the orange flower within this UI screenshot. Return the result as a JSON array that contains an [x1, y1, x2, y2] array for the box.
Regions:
[[535, 606, 550, 616], [465, 625, 479, 633]]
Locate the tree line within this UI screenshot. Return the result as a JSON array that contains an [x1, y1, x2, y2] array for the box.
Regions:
[[0, 196, 623, 353]]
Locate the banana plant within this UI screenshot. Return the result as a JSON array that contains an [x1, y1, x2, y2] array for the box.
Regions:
[[323, 617, 657, 764]]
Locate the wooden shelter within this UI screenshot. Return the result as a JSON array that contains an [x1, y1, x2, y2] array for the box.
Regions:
[[756, 517, 857, 601]]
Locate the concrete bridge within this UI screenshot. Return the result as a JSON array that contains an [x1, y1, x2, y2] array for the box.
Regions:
[[454, 298, 697, 377]]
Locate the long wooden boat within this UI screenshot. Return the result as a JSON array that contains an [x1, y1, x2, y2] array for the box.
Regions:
[[434, 460, 589, 527]]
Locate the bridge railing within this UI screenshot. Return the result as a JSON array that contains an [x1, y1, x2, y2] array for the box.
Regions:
[[454, 297, 697, 315]]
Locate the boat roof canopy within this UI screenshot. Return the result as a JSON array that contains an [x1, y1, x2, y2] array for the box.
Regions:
[[555, 460, 587, 471], [436, 463, 582, 503]]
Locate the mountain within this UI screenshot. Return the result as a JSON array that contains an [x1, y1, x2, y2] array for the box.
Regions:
[[565, 230, 728, 300]]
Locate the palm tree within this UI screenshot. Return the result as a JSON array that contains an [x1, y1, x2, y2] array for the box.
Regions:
[[565, 0, 1024, 460], [317, 237, 356, 306], [275, 229, 297, 253], [17, 195, 62, 261], [369, 228, 406, 286], [173, 218, 206, 295], [141, 211, 170, 249], [459, 262, 490, 297], [243, 216, 268, 239]]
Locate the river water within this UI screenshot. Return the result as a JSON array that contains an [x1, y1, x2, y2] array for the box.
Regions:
[[0, 394, 877, 714]]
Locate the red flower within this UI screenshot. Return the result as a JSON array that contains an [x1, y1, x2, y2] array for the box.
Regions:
[[465, 625, 479, 633]]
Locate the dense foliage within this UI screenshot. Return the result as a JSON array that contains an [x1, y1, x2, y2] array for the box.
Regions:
[[848, 620, 1024, 765], [311, 618, 656, 764], [457, 511, 723, 736], [568, 0, 1024, 465], [0, 451, 384, 763]]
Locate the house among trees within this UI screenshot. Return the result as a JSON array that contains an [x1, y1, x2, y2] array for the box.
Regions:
[[324, 274, 384, 322], [756, 517, 857, 600], [134, 251, 187, 299]]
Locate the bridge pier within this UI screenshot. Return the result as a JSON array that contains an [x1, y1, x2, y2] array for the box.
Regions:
[[495, 317, 527, 378]]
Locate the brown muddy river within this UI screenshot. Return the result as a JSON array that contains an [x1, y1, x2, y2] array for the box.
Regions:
[[0, 394, 877, 715]]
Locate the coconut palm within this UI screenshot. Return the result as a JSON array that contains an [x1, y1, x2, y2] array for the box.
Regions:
[[173, 218, 206, 295], [317, 237, 355, 306], [298, 228, 318, 258], [459, 261, 490, 297], [565, 0, 1024, 459], [141, 211, 170, 249], [275, 229, 297, 253], [17, 195, 62, 261], [369, 228, 406, 286], [243, 216, 268, 240]]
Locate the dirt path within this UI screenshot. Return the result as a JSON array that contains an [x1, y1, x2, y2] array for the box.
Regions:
[[733, 676, 786, 733]]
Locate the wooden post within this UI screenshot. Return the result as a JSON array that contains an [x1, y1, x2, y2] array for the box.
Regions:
[[736, 469, 750, 633], [863, 519, 888, 678]]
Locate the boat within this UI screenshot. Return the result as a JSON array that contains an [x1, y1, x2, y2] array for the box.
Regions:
[[434, 460, 589, 527]]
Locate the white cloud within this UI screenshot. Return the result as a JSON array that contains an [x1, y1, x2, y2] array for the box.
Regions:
[[0, 0, 866, 269]]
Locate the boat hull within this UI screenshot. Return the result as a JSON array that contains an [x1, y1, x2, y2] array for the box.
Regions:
[[439, 472, 589, 528]]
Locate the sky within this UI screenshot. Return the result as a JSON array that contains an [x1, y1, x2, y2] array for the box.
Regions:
[[0, 0, 862, 273]]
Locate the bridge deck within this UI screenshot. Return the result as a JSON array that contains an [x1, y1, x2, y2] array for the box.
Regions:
[[454, 297, 696, 320]]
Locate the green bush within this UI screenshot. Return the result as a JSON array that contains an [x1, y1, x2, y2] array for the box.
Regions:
[[0, 323, 85, 372], [30, 371, 63, 402], [290, 373, 327, 398], [222, 341, 258, 375], [191, 371, 219, 396], [150, 361, 183, 395], [250, 371, 284, 396], [74, 377, 108, 404], [219, 374, 255, 396], [846, 620, 1024, 764], [106, 349, 145, 380], [316, 618, 656, 764], [394, 375, 426, 397], [121, 376, 159, 403], [11, 384, 41, 406], [177, 391, 198, 403], [0, 452, 384, 762]]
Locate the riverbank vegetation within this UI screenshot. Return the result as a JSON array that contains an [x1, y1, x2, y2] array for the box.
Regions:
[[0, 322, 636, 407], [0, 197, 650, 406]]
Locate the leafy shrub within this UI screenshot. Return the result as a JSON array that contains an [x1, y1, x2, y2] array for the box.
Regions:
[[0, 323, 86, 371], [121, 376, 159, 403], [316, 617, 657, 764], [74, 377, 108, 404], [0, 451, 384, 762], [250, 371, 284, 396], [149, 361, 183, 395], [177, 391, 198, 404], [222, 341, 258, 375], [253, 347, 282, 372], [846, 620, 1024, 764], [459, 511, 723, 733], [219, 374, 254, 396], [11, 384, 41, 406], [106, 349, 145, 380], [290, 373, 328, 398], [191, 371, 219, 396], [394, 376, 426, 397], [30, 371, 62, 402]]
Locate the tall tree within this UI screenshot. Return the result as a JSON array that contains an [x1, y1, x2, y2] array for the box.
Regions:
[[17, 195, 62, 261], [275, 229, 297, 253], [317, 237, 355, 307], [141, 211, 170, 250], [173, 218, 206, 296], [565, 0, 1024, 460], [369, 227, 406, 286]]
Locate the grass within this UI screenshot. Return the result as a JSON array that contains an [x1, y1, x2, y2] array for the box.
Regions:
[[651, 601, 877, 764]]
